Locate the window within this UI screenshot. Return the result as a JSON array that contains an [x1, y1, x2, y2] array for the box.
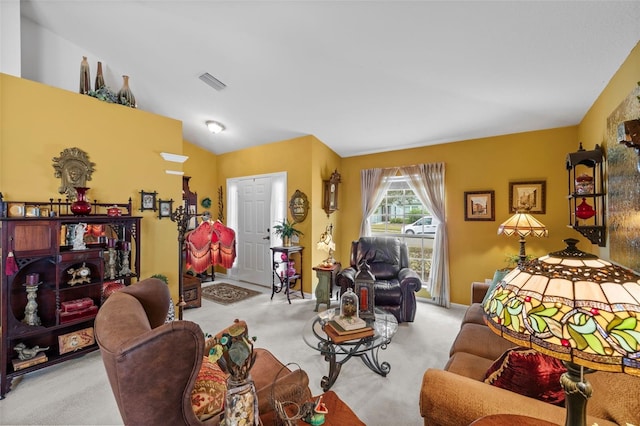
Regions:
[[370, 176, 436, 285]]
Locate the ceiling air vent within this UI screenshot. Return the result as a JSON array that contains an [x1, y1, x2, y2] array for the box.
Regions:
[[199, 72, 226, 91]]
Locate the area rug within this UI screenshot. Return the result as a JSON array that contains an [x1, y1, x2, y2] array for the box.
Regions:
[[201, 283, 262, 305]]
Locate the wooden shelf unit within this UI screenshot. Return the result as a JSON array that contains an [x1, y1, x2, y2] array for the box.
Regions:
[[0, 196, 141, 398]]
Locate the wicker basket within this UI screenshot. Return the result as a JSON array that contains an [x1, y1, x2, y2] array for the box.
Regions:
[[269, 363, 312, 426]]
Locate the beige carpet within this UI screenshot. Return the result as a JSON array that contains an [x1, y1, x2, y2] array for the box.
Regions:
[[0, 279, 465, 425], [201, 282, 261, 305]]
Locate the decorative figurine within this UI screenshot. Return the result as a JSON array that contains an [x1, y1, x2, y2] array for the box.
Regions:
[[72, 222, 87, 250], [13, 343, 49, 361], [303, 395, 328, 425]]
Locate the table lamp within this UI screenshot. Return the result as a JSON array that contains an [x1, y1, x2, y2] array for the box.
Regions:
[[483, 239, 640, 426], [498, 210, 548, 266], [316, 223, 336, 266]]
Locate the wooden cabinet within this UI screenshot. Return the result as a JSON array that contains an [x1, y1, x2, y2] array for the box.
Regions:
[[0, 198, 141, 398]]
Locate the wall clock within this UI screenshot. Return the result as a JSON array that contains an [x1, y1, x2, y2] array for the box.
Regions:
[[323, 169, 341, 216]]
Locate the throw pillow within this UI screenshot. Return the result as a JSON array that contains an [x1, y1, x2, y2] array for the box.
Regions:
[[484, 347, 567, 405], [191, 356, 229, 421]]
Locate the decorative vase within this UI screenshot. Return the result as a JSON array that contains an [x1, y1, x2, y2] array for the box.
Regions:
[[117, 75, 136, 108], [224, 375, 259, 426], [94, 61, 105, 90], [80, 56, 91, 94], [282, 236, 291, 247], [71, 187, 92, 215], [287, 261, 296, 277], [576, 198, 596, 220]]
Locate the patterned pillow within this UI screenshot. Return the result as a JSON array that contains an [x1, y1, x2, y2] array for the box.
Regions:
[[191, 356, 229, 421], [484, 347, 567, 405]]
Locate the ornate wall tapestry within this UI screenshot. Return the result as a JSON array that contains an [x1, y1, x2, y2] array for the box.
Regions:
[[607, 83, 640, 272]]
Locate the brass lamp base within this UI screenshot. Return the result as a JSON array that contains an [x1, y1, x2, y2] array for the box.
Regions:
[[561, 362, 594, 426]]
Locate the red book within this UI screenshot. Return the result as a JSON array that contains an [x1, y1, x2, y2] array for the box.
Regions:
[[59, 305, 98, 323]]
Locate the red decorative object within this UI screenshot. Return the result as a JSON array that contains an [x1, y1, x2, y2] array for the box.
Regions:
[[287, 261, 296, 277], [71, 187, 91, 215], [360, 286, 368, 311], [575, 198, 596, 219], [280, 253, 288, 262], [107, 205, 122, 217]]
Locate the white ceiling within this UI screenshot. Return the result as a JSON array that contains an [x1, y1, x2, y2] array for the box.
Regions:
[[20, 1, 640, 157]]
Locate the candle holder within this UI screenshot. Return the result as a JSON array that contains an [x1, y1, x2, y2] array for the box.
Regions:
[[107, 247, 117, 279], [23, 275, 42, 326], [119, 242, 132, 276]]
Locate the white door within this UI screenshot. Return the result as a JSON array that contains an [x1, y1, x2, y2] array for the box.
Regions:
[[236, 176, 272, 286]]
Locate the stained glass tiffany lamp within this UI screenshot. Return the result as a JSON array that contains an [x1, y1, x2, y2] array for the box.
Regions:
[[483, 239, 640, 426], [498, 211, 548, 266]]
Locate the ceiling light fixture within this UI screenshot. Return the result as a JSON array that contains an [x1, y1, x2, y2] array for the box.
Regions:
[[160, 152, 188, 163], [206, 120, 225, 134]]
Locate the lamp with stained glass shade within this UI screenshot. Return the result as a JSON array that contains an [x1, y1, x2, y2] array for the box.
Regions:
[[483, 239, 640, 426], [498, 211, 548, 266]]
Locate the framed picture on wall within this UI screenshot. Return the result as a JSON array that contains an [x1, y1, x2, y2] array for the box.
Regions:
[[509, 181, 546, 214], [158, 199, 173, 219], [464, 190, 495, 221], [140, 190, 157, 212]]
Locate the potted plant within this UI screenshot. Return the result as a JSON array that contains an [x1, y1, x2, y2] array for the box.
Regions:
[[273, 218, 303, 246]]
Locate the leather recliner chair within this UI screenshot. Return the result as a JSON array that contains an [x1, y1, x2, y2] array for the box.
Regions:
[[336, 237, 422, 323], [95, 278, 311, 426]]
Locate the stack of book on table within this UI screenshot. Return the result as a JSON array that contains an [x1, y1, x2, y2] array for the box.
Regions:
[[324, 316, 374, 343]]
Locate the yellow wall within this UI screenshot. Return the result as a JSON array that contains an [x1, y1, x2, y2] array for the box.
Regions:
[[3, 40, 638, 307], [183, 141, 218, 211], [341, 127, 578, 305], [216, 135, 315, 292], [0, 74, 184, 301]]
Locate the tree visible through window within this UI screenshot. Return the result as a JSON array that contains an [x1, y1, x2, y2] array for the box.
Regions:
[[370, 177, 436, 285]]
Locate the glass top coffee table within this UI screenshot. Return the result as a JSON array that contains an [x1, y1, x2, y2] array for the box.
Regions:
[[302, 308, 398, 391]]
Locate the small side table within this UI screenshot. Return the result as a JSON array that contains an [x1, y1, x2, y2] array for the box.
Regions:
[[312, 263, 341, 312]]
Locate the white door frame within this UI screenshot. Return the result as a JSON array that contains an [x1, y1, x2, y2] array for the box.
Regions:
[[226, 172, 287, 285]]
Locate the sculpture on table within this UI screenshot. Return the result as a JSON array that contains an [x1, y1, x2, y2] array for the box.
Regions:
[[14, 343, 49, 361], [73, 223, 87, 250]]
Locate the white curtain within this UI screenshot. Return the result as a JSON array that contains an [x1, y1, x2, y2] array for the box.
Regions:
[[400, 163, 450, 307], [359, 167, 398, 237]]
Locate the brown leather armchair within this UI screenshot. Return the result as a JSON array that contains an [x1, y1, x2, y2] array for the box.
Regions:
[[95, 278, 310, 426], [336, 237, 422, 323]]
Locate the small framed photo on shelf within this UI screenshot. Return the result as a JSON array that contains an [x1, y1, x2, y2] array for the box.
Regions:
[[140, 190, 157, 212], [158, 199, 173, 219], [509, 181, 546, 214], [7, 203, 25, 218], [25, 206, 40, 218], [464, 190, 495, 221]]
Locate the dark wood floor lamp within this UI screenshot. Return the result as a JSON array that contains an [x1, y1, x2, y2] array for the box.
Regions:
[[170, 205, 190, 320]]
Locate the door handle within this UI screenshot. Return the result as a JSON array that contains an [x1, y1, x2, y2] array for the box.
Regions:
[[263, 228, 270, 240]]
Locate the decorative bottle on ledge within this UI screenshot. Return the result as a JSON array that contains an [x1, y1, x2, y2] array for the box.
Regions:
[[117, 75, 136, 108]]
